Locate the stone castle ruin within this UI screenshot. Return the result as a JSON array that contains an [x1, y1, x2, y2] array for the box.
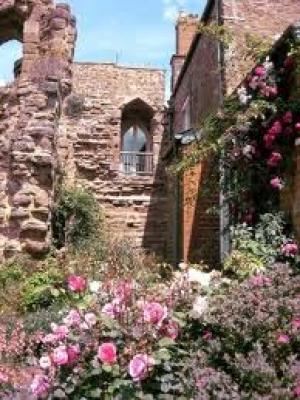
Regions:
[[0, 0, 169, 260]]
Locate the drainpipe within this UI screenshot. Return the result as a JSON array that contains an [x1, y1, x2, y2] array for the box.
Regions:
[[168, 98, 180, 266], [217, 0, 229, 263]]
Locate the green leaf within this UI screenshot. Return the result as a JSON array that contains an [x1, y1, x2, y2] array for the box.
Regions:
[[158, 337, 175, 347], [102, 364, 112, 373]]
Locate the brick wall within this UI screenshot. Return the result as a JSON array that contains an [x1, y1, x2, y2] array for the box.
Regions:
[[170, 0, 300, 266], [222, 0, 300, 93], [59, 63, 169, 257]]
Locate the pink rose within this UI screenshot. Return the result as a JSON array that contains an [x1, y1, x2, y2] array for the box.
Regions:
[[270, 177, 283, 190], [84, 312, 97, 327], [30, 374, 51, 397], [254, 66, 266, 77], [67, 345, 80, 364], [267, 152, 282, 168], [295, 123, 300, 133], [292, 318, 300, 330], [294, 385, 300, 397], [270, 121, 283, 135], [51, 323, 69, 340], [129, 354, 154, 381], [67, 275, 87, 293], [283, 111, 293, 124], [143, 302, 167, 325], [98, 342, 117, 364], [277, 334, 290, 344], [281, 242, 298, 257], [114, 280, 134, 302], [63, 309, 81, 327], [52, 345, 69, 366], [263, 133, 276, 149], [102, 300, 122, 319], [43, 333, 58, 344]]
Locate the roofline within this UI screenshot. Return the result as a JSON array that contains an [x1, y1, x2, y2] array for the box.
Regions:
[[171, 0, 216, 96], [74, 61, 166, 73]]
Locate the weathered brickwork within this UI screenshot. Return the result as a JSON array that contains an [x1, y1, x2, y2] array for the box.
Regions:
[[170, 0, 300, 266], [0, 0, 76, 260], [59, 63, 169, 256]]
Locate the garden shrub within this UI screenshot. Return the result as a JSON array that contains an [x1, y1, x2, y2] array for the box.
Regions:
[[52, 186, 101, 249], [21, 267, 66, 312], [188, 263, 300, 399], [225, 212, 296, 278]]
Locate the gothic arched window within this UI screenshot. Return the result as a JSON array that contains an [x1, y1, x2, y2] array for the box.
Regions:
[[120, 99, 154, 174]]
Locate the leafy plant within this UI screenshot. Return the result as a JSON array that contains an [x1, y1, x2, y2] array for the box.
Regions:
[[52, 186, 101, 249], [21, 267, 66, 312], [223, 249, 264, 279]]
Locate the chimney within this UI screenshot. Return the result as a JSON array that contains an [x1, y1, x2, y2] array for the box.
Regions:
[[170, 12, 199, 92]]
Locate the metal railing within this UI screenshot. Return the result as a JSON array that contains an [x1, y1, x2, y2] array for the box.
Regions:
[[120, 151, 154, 174]]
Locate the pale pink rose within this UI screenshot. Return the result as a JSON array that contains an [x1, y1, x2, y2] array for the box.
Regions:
[[67, 345, 80, 364], [52, 345, 69, 366], [39, 355, 52, 369], [43, 333, 58, 344], [63, 309, 81, 327], [292, 318, 300, 330], [143, 302, 167, 325], [114, 280, 133, 302], [51, 323, 69, 340], [98, 343, 117, 364], [270, 177, 284, 190], [281, 242, 298, 257], [277, 334, 290, 344], [30, 374, 51, 396], [67, 275, 87, 293], [84, 312, 97, 327], [102, 300, 121, 318], [129, 354, 154, 381]]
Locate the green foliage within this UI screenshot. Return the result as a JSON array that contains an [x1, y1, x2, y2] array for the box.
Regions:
[[0, 261, 22, 288], [52, 186, 101, 249], [230, 212, 291, 266], [21, 267, 66, 312], [224, 250, 263, 279]]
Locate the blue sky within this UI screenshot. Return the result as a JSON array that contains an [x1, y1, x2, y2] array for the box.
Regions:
[[0, 0, 206, 88]]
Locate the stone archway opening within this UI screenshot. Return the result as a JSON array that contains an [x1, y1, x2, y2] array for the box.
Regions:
[[0, 39, 23, 84]]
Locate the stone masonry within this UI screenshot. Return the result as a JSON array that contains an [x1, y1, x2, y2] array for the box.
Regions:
[[58, 63, 169, 256], [0, 0, 76, 259]]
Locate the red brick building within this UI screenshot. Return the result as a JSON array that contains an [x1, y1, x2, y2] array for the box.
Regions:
[[169, 0, 300, 266]]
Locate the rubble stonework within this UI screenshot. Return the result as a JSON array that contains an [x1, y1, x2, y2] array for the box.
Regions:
[[0, 0, 76, 259], [58, 63, 169, 256]]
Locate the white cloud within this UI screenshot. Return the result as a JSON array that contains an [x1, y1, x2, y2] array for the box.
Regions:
[[163, 0, 187, 22]]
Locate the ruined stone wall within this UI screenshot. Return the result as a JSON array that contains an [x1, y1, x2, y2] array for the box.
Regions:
[[59, 63, 169, 257], [0, 0, 76, 259]]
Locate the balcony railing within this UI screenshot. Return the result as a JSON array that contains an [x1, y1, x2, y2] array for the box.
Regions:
[[120, 151, 154, 174]]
